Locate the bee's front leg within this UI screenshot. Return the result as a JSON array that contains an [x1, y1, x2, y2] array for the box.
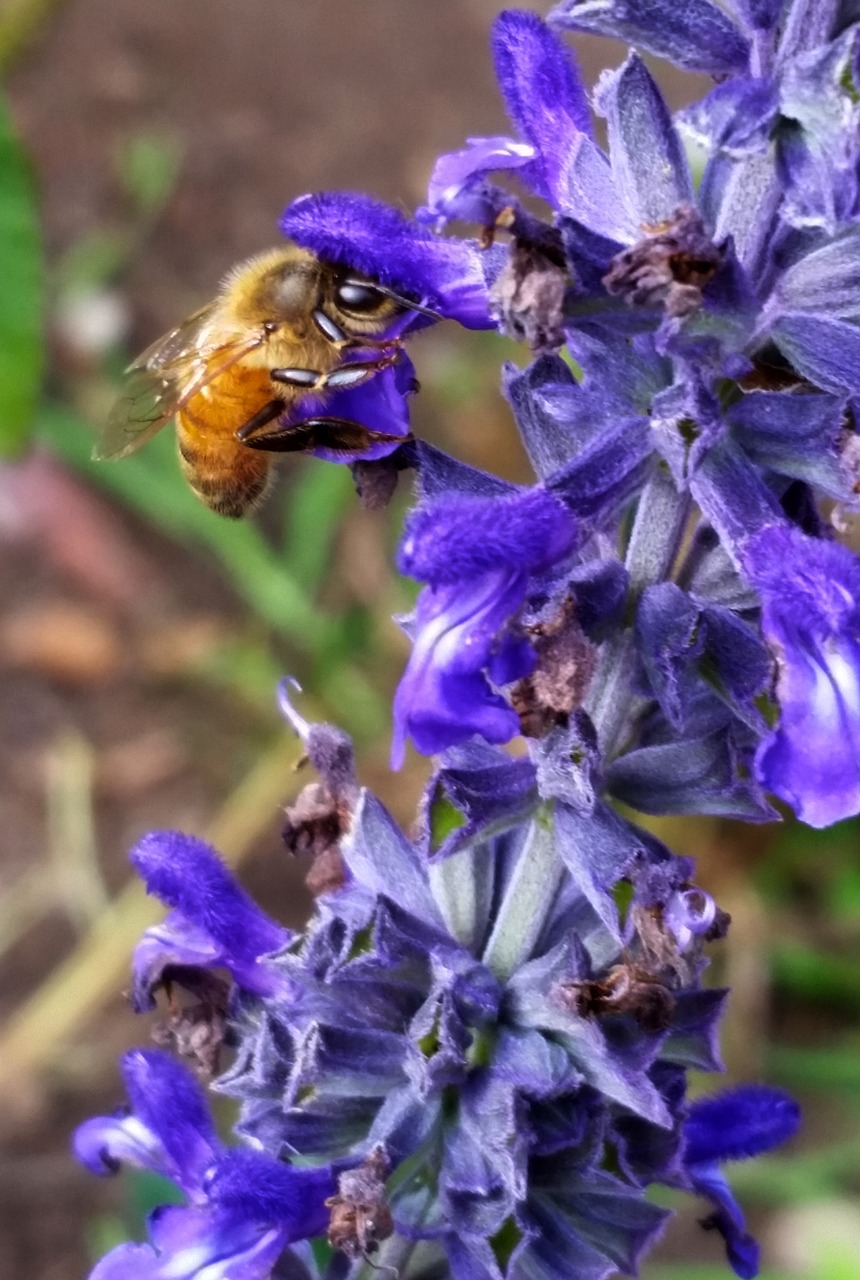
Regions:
[[311, 310, 404, 353]]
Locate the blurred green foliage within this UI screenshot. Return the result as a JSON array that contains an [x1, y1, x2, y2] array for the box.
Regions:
[[0, 88, 43, 458], [56, 131, 183, 296]]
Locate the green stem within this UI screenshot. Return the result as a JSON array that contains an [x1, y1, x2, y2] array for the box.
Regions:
[[585, 464, 691, 759], [481, 811, 563, 981], [429, 843, 487, 954]]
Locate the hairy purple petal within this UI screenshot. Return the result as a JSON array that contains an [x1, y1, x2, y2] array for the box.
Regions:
[[743, 525, 860, 827], [421, 136, 536, 227], [391, 571, 532, 766], [685, 1085, 800, 1166], [73, 1050, 218, 1194], [682, 1086, 799, 1279], [131, 831, 288, 995], [492, 9, 592, 204], [88, 1207, 290, 1280], [398, 487, 577, 585]]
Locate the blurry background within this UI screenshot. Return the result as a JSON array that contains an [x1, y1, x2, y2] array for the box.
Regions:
[[0, 2, 858, 1277]]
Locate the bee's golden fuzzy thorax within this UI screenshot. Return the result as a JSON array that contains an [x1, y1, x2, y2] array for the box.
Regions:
[[219, 245, 323, 338]]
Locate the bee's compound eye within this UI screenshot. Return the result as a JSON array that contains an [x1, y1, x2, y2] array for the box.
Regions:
[[335, 280, 384, 313]]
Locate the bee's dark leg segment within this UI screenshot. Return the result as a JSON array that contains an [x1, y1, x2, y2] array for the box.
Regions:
[[338, 336, 405, 352], [235, 398, 285, 443], [312, 308, 347, 344], [270, 367, 324, 390], [270, 353, 401, 397], [323, 353, 401, 390], [242, 416, 413, 454]]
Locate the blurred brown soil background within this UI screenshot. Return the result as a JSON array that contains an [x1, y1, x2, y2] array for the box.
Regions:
[[0, 4, 781, 1278]]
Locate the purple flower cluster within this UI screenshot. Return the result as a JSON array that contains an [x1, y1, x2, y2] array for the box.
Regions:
[[76, 2, 860, 1277]]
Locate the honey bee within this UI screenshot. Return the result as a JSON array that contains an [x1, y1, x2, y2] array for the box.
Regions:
[[98, 243, 433, 517]]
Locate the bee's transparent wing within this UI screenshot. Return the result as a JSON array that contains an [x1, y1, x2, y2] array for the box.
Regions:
[[95, 304, 263, 461]]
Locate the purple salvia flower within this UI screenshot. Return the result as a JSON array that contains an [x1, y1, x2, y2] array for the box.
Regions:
[[683, 1085, 801, 1278], [280, 190, 499, 329], [391, 486, 577, 765], [421, 9, 592, 227], [742, 523, 860, 827], [74, 1050, 335, 1280], [131, 830, 290, 1008]]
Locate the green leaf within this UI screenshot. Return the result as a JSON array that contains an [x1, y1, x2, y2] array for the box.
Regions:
[[281, 460, 355, 590], [38, 404, 329, 644], [428, 786, 467, 853], [0, 91, 43, 458]]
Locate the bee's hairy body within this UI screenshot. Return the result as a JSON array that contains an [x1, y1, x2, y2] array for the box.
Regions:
[[175, 365, 276, 518], [100, 242, 409, 518]]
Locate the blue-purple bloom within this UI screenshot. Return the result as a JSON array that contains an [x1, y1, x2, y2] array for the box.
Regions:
[[391, 485, 577, 765], [281, 190, 499, 330], [131, 830, 290, 1008], [743, 524, 860, 827], [683, 1086, 801, 1278], [74, 1049, 335, 1280]]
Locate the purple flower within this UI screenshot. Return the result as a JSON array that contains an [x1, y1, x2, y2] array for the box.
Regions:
[[550, 0, 751, 77], [280, 190, 497, 330], [130, 831, 290, 1009], [664, 888, 717, 952], [683, 1085, 800, 1278], [391, 486, 577, 765], [742, 524, 860, 828], [420, 10, 592, 226], [73, 1049, 335, 1280]]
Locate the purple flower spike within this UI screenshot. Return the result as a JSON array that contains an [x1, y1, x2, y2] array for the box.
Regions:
[[280, 191, 496, 329], [683, 1085, 800, 1279], [392, 487, 577, 765], [743, 525, 860, 828], [131, 831, 289, 1006]]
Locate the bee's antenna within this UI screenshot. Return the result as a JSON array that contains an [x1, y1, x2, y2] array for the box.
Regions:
[[343, 279, 441, 321]]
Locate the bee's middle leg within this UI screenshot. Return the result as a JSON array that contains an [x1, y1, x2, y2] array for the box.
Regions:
[[270, 350, 402, 396]]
